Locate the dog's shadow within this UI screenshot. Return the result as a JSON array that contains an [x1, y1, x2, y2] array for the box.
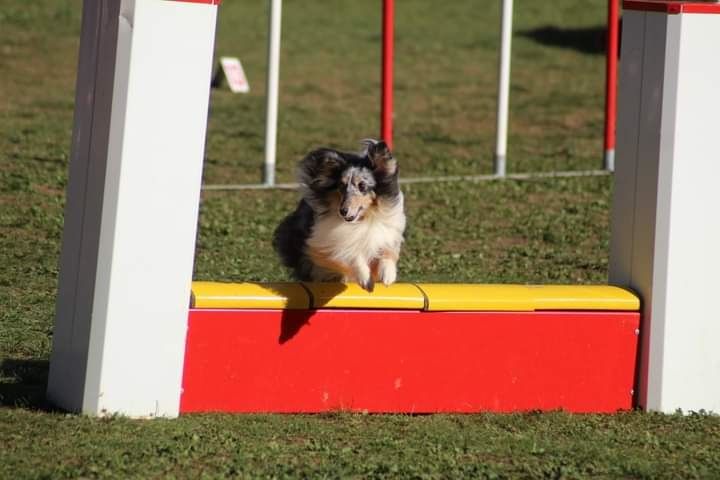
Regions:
[[274, 282, 348, 344]]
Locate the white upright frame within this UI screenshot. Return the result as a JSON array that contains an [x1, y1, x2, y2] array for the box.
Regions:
[[610, 7, 720, 414], [47, 0, 218, 418]]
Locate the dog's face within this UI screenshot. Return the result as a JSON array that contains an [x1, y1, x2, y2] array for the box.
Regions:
[[299, 139, 399, 221], [338, 167, 376, 222]]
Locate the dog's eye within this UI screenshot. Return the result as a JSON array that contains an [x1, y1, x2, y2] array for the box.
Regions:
[[358, 181, 367, 193]]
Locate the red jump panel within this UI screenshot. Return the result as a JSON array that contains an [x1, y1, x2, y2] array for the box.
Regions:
[[180, 309, 639, 414]]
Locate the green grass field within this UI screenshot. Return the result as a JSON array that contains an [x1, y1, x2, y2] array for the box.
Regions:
[[1, 1, 719, 478]]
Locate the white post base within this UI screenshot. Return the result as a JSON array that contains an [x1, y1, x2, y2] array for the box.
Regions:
[[47, 0, 218, 417], [603, 149, 614, 172]]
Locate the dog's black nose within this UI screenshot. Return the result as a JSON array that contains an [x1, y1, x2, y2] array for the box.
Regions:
[[339, 207, 348, 216]]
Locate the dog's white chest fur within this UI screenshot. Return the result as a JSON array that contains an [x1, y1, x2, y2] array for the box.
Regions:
[[307, 193, 405, 264]]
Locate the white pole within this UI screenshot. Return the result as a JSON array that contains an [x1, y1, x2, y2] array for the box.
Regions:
[[263, 0, 283, 186], [494, 0, 513, 177]]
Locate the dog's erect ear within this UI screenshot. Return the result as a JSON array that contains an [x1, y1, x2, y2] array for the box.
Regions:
[[366, 140, 397, 176], [299, 148, 346, 190]]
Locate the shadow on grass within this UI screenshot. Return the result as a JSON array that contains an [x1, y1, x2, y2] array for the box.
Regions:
[[519, 24, 617, 56], [0, 358, 52, 410]]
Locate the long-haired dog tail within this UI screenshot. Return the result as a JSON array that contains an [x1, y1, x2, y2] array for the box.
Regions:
[[273, 148, 346, 280], [272, 199, 315, 281]]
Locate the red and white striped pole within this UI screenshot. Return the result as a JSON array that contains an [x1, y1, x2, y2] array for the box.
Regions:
[[381, 0, 394, 148], [604, 0, 619, 171]]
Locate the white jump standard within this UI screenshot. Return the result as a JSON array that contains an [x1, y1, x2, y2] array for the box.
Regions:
[[610, 0, 720, 413], [47, 0, 219, 417]]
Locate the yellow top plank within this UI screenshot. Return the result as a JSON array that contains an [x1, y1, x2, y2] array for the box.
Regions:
[[303, 282, 426, 310], [528, 285, 640, 311], [191, 282, 639, 312], [417, 284, 639, 312], [191, 282, 311, 309]]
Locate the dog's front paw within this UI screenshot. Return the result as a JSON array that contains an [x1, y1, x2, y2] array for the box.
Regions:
[[354, 261, 374, 292], [359, 276, 375, 292], [378, 259, 397, 286]]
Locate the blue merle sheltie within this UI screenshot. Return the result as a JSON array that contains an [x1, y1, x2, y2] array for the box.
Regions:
[[273, 139, 406, 292]]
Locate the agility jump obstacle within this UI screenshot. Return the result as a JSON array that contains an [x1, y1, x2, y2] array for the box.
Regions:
[[182, 282, 639, 414], [48, 0, 720, 417]]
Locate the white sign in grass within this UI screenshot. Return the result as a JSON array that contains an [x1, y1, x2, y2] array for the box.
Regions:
[[217, 56, 250, 93]]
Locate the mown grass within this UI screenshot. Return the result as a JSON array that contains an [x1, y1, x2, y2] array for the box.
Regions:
[[2, 410, 719, 479], [1, 0, 719, 478]]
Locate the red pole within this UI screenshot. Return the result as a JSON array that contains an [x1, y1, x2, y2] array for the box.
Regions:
[[604, 0, 619, 171], [381, 0, 394, 148]]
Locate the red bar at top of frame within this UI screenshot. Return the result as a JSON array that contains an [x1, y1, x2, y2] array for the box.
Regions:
[[168, 0, 222, 5], [624, 1, 720, 14]]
